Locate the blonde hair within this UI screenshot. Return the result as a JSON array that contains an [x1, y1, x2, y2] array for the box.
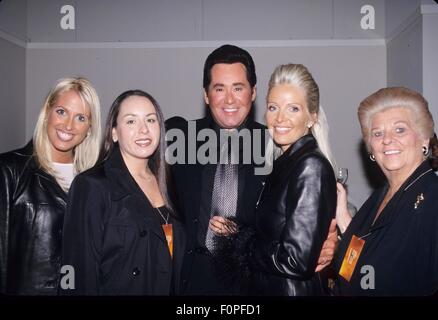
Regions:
[[358, 87, 434, 152], [267, 64, 336, 170], [33, 77, 102, 183]]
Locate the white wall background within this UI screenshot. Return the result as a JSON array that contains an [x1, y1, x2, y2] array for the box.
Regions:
[[0, 38, 26, 152], [422, 6, 438, 127], [1, 0, 437, 207], [0, 0, 26, 152]]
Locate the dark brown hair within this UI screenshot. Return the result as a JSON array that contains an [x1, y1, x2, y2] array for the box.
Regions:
[[99, 90, 175, 213]]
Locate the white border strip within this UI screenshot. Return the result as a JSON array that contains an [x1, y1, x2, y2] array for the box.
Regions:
[[26, 39, 385, 49], [0, 30, 26, 48]]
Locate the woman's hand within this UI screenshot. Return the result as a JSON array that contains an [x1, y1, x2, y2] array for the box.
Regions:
[[315, 219, 338, 272], [336, 182, 352, 234], [209, 216, 238, 236]]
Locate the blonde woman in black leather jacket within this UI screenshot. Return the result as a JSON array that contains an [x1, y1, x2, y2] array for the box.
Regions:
[[213, 64, 337, 296], [0, 77, 101, 295]]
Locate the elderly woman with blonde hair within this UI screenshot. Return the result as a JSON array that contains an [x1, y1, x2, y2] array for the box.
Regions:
[[0, 77, 101, 294], [334, 87, 438, 296]]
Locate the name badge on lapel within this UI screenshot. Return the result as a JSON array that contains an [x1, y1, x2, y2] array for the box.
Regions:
[[339, 235, 365, 281], [156, 207, 173, 258]]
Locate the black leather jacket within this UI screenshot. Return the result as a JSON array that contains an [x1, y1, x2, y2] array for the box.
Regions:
[[0, 141, 67, 295], [250, 134, 336, 295]]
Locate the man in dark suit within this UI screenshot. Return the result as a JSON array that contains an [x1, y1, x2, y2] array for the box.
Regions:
[[166, 45, 335, 295]]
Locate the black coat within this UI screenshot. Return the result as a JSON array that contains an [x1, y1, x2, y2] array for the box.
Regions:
[[334, 161, 438, 296], [0, 141, 67, 295], [165, 115, 268, 295], [248, 134, 336, 296], [61, 147, 185, 295]]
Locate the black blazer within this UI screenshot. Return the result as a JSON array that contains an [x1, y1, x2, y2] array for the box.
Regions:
[[334, 161, 438, 296], [165, 115, 268, 295], [61, 147, 185, 295], [0, 141, 67, 295], [250, 134, 336, 296]]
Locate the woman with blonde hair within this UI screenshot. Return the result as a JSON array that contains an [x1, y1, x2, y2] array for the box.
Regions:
[[334, 87, 438, 295], [0, 77, 101, 294], [214, 64, 337, 295]]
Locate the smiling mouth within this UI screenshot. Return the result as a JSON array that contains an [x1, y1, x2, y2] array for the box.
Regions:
[[135, 139, 152, 147], [383, 150, 401, 155], [274, 127, 292, 134], [56, 130, 74, 142], [223, 108, 238, 114]]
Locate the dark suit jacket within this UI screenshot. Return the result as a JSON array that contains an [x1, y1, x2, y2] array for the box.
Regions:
[[334, 161, 438, 296], [165, 115, 268, 295], [61, 147, 185, 295]]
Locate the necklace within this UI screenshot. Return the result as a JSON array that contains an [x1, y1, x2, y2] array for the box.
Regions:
[[156, 207, 169, 225]]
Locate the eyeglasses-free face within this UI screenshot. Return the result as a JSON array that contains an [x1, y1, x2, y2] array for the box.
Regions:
[[47, 89, 91, 163]]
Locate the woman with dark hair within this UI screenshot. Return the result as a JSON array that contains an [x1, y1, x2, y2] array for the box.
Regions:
[[61, 90, 185, 295]]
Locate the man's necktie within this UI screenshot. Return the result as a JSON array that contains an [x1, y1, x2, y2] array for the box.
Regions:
[[205, 133, 238, 252]]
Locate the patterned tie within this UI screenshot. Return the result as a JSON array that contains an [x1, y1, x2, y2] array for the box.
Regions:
[[205, 132, 239, 252]]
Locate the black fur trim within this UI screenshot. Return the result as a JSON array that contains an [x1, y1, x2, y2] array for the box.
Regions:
[[212, 225, 257, 292]]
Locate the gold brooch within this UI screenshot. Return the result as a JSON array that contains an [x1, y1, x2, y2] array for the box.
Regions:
[[414, 193, 424, 209]]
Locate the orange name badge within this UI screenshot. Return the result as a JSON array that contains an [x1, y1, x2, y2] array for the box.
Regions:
[[162, 224, 173, 258], [339, 235, 365, 282]]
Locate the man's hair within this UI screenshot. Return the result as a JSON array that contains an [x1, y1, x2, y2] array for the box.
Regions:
[[203, 44, 257, 91]]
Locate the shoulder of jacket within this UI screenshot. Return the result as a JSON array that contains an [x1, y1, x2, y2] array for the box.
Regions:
[[0, 146, 33, 174], [248, 120, 266, 130], [73, 162, 107, 187], [418, 171, 438, 198], [295, 149, 332, 171], [165, 116, 189, 130]]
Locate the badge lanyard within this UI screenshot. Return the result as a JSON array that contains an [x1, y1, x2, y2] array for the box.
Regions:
[[156, 207, 173, 258], [339, 168, 432, 282]]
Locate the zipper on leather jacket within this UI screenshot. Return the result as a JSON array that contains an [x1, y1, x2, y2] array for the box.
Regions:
[[255, 181, 265, 209]]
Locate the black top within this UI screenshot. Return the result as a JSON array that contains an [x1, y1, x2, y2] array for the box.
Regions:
[[153, 206, 171, 225], [334, 161, 438, 296]]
